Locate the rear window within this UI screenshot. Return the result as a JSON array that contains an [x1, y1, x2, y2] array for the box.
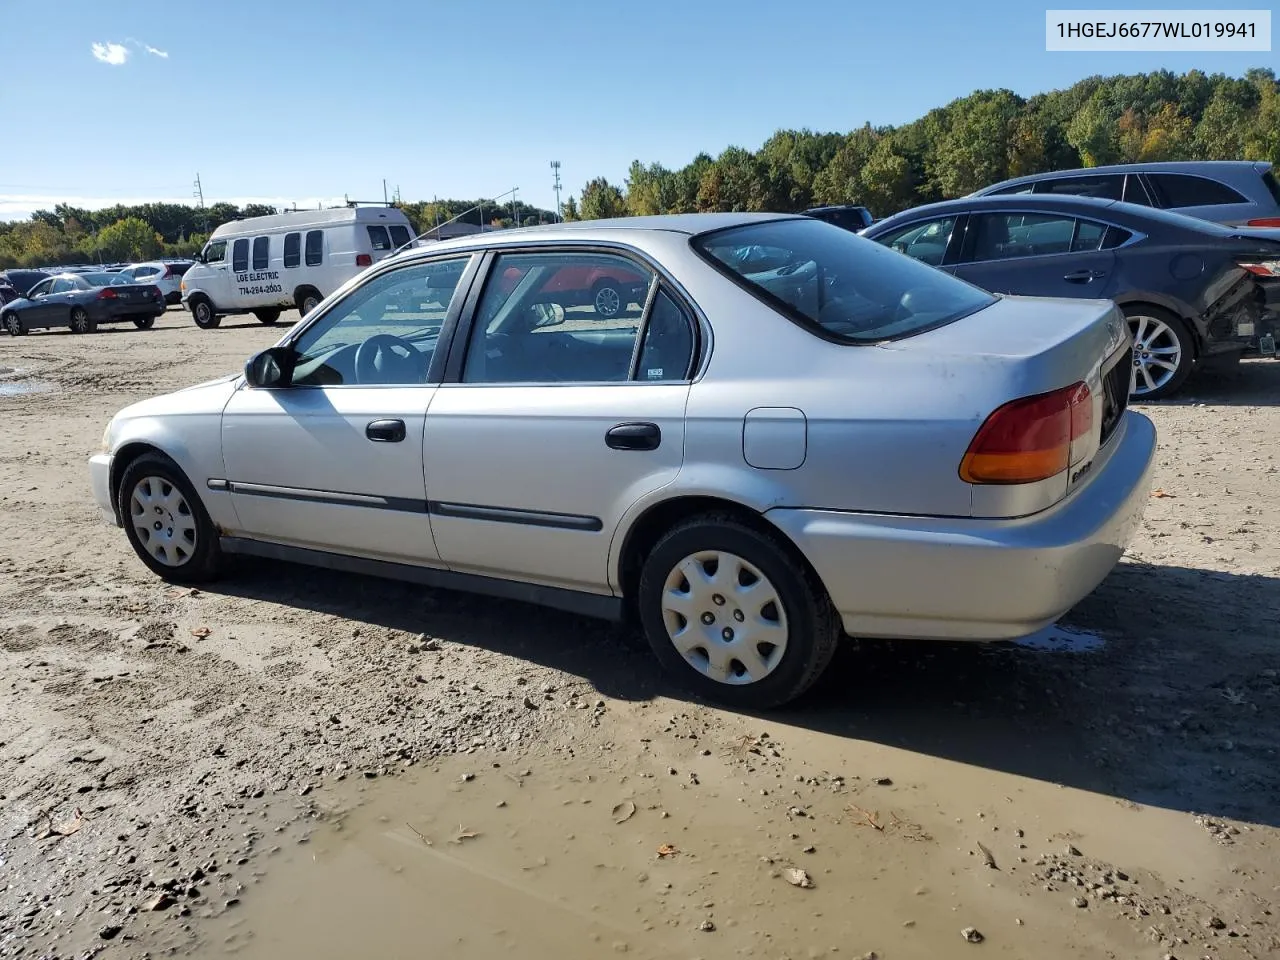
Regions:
[[367, 225, 392, 251], [1146, 173, 1247, 208], [1260, 169, 1280, 206], [389, 224, 412, 248], [693, 217, 996, 343]]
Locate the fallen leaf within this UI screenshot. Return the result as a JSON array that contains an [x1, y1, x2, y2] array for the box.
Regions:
[[612, 800, 636, 824], [976, 841, 998, 870], [36, 809, 85, 841], [167, 587, 199, 599], [1151, 488, 1176, 499], [784, 867, 814, 889], [453, 824, 480, 843], [657, 843, 678, 858], [190, 627, 211, 639]]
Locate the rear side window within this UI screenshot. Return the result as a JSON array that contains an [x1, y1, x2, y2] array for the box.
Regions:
[[1071, 219, 1107, 251], [367, 225, 392, 251], [1035, 174, 1125, 201], [283, 232, 301, 268], [305, 230, 324, 266], [232, 238, 249, 272], [389, 224, 412, 248], [1262, 170, 1280, 205], [694, 217, 996, 343], [252, 236, 269, 270], [1147, 173, 1248, 208], [1101, 225, 1134, 249], [1121, 174, 1153, 206]]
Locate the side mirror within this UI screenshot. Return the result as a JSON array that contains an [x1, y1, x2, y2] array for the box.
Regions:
[[244, 346, 296, 388], [530, 302, 566, 328]]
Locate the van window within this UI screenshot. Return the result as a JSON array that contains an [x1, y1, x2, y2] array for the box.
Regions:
[[252, 236, 269, 270], [367, 226, 392, 251], [305, 230, 324, 266], [389, 224, 412, 248], [232, 238, 249, 273], [283, 233, 301, 268], [204, 240, 227, 264]]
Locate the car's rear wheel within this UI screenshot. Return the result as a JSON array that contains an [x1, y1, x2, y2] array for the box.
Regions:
[[117, 453, 222, 583], [133, 315, 156, 330], [637, 515, 841, 709], [592, 280, 624, 319], [69, 307, 96, 334], [1123, 304, 1194, 401], [3, 312, 25, 336], [295, 288, 321, 316], [189, 295, 221, 330], [253, 308, 281, 325]]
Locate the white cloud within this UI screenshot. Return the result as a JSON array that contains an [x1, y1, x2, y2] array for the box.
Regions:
[[144, 45, 169, 58], [91, 42, 129, 65]]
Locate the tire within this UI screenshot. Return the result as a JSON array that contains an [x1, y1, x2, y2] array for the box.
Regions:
[[253, 308, 281, 325], [69, 306, 97, 334], [189, 295, 221, 330], [295, 288, 321, 316], [3, 312, 25, 337], [116, 452, 222, 583], [133, 315, 156, 330], [591, 280, 624, 319], [637, 514, 841, 709], [1123, 304, 1194, 401]]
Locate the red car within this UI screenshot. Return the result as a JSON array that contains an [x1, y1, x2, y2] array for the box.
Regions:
[[497, 261, 648, 318]]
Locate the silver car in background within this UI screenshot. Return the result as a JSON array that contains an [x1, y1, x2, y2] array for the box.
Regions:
[[88, 213, 1157, 708]]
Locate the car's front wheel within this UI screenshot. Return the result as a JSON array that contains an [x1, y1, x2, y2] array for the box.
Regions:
[[637, 515, 841, 709], [1124, 304, 1194, 401], [117, 453, 222, 583]]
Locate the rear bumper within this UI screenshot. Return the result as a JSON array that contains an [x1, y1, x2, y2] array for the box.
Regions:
[[766, 411, 1157, 642], [89, 453, 118, 525]]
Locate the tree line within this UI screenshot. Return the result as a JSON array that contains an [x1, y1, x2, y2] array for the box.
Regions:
[[3, 68, 1276, 269]]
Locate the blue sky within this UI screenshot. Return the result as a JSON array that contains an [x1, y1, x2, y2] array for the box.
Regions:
[[1, 0, 1270, 222]]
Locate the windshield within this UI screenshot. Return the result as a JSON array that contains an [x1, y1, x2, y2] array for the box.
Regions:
[[692, 217, 996, 342]]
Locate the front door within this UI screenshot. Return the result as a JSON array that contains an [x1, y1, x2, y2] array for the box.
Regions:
[[951, 211, 1118, 298], [219, 255, 475, 564], [423, 249, 698, 594], [197, 239, 234, 309], [21, 278, 58, 325]]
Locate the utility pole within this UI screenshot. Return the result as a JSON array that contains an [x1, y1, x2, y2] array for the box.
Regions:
[[511, 187, 518, 228], [193, 172, 208, 233], [383, 178, 388, 205], [551, 160, 562, 222]]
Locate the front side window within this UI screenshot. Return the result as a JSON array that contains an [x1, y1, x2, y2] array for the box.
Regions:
[[252, 236, 269, 270], [872, 216, 959, 266], [27, 279, 53, 297], [305, 230, 324, 266], [283, 232, 301, 268], [288, 256, 472, 387], [232, 238, 249, 272], [204, 240, 227, 264], [695, 217, 995, 343], [968, 213, 1078, 262], [1034, 174, 1125, 201], [1146, 173, 1248, 208], [461, 251, 661, 384]]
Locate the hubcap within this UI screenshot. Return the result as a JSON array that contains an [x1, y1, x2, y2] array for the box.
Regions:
[[660, 550, 788, 686], [304, 297, 318, 313], [129, 476, 197, 567], [73, 310, 86, 331], [595, 287, 621, 317], [1128, 315, 1181, 396], [196, 304, 209, 322]]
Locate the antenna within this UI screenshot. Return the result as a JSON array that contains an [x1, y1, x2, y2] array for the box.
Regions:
[[193, 172, 208, 233], [550, 160, 562, 222]]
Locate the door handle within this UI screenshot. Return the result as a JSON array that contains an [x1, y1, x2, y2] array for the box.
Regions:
[[366, 419, 406, 443], [606, 421, 661, 451], [1063, 269, 1105, 283]]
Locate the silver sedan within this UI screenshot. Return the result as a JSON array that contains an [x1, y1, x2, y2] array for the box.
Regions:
[[88, 213, 1157, 708]]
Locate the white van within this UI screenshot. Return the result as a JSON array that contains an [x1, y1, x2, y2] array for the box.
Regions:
[[180, 206, 417, 329]]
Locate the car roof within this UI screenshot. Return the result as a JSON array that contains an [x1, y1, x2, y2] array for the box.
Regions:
[[871, 193, 1126, 222], [974, 159, 1272, 195]]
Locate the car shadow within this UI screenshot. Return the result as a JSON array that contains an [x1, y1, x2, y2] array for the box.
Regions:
[[202, 555, 1280, 828], [1158, 356, 1280, 407]]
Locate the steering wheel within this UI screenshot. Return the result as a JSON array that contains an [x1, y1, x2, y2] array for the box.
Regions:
[[354, 334, 422, 384]]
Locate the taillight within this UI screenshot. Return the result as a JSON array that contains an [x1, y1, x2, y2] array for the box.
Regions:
[[1246, 218, 1280, 228], [960, 382, 1092, 485], [162, 266, 175, 278], [355, 254, 373, 267], [1239, 260, 1280, 277], [97, 288, 118, 300], [152, 286, 163, 299]]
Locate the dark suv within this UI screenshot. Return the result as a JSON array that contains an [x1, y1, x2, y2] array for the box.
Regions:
[[803, 205, 875, 232]]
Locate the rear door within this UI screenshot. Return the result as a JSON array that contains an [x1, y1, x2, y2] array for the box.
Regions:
[[423, 248, 698, 594], [951, 211, 1117, 298]]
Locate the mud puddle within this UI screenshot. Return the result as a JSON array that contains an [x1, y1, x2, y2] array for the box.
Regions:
[[1012, 624, 1106, 654]]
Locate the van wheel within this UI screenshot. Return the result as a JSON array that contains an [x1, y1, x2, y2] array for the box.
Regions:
[[295, 288, 322, 316], [253, 308, 281, 325], [3, 312, 25, 336], [133, 315, 156, 330], [70, 307, 97, 334], [189, 296, 221, 330]]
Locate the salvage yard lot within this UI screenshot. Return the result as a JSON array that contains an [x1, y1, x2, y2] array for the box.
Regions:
[[1, 312, 1279, 958]]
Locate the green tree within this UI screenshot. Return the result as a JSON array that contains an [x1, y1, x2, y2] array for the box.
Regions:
[[1139, 103, 1194, 160], [96, 217, 163, 262], [1066, 91, 1120, 166], [578, 178, 626, 220]]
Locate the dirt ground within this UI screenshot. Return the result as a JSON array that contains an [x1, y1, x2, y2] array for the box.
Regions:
[[1, 310, 1279, 960]]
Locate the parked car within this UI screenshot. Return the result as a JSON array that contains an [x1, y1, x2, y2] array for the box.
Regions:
[[2, 271, 166, 335], [862, 194, 1279, 399], [181, 205, 418, 329], [89, 213, 1156, 708], [803, 204, 876, 232], [971, 160, 1280, 228], [0, 279, 17, 305], [116, 260, 193, 305], [495, 260, 649, 318], [0, 269, 50, 297]]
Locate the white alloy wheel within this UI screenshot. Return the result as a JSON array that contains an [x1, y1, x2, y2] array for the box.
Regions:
[[593, 285, 621, 318], [660, 549, 789, 685], [1128, 313, 1183, 397], [129, 475, 198, 567]]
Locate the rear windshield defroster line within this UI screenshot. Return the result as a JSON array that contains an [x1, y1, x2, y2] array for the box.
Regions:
[[690, 217, 996, 344]]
